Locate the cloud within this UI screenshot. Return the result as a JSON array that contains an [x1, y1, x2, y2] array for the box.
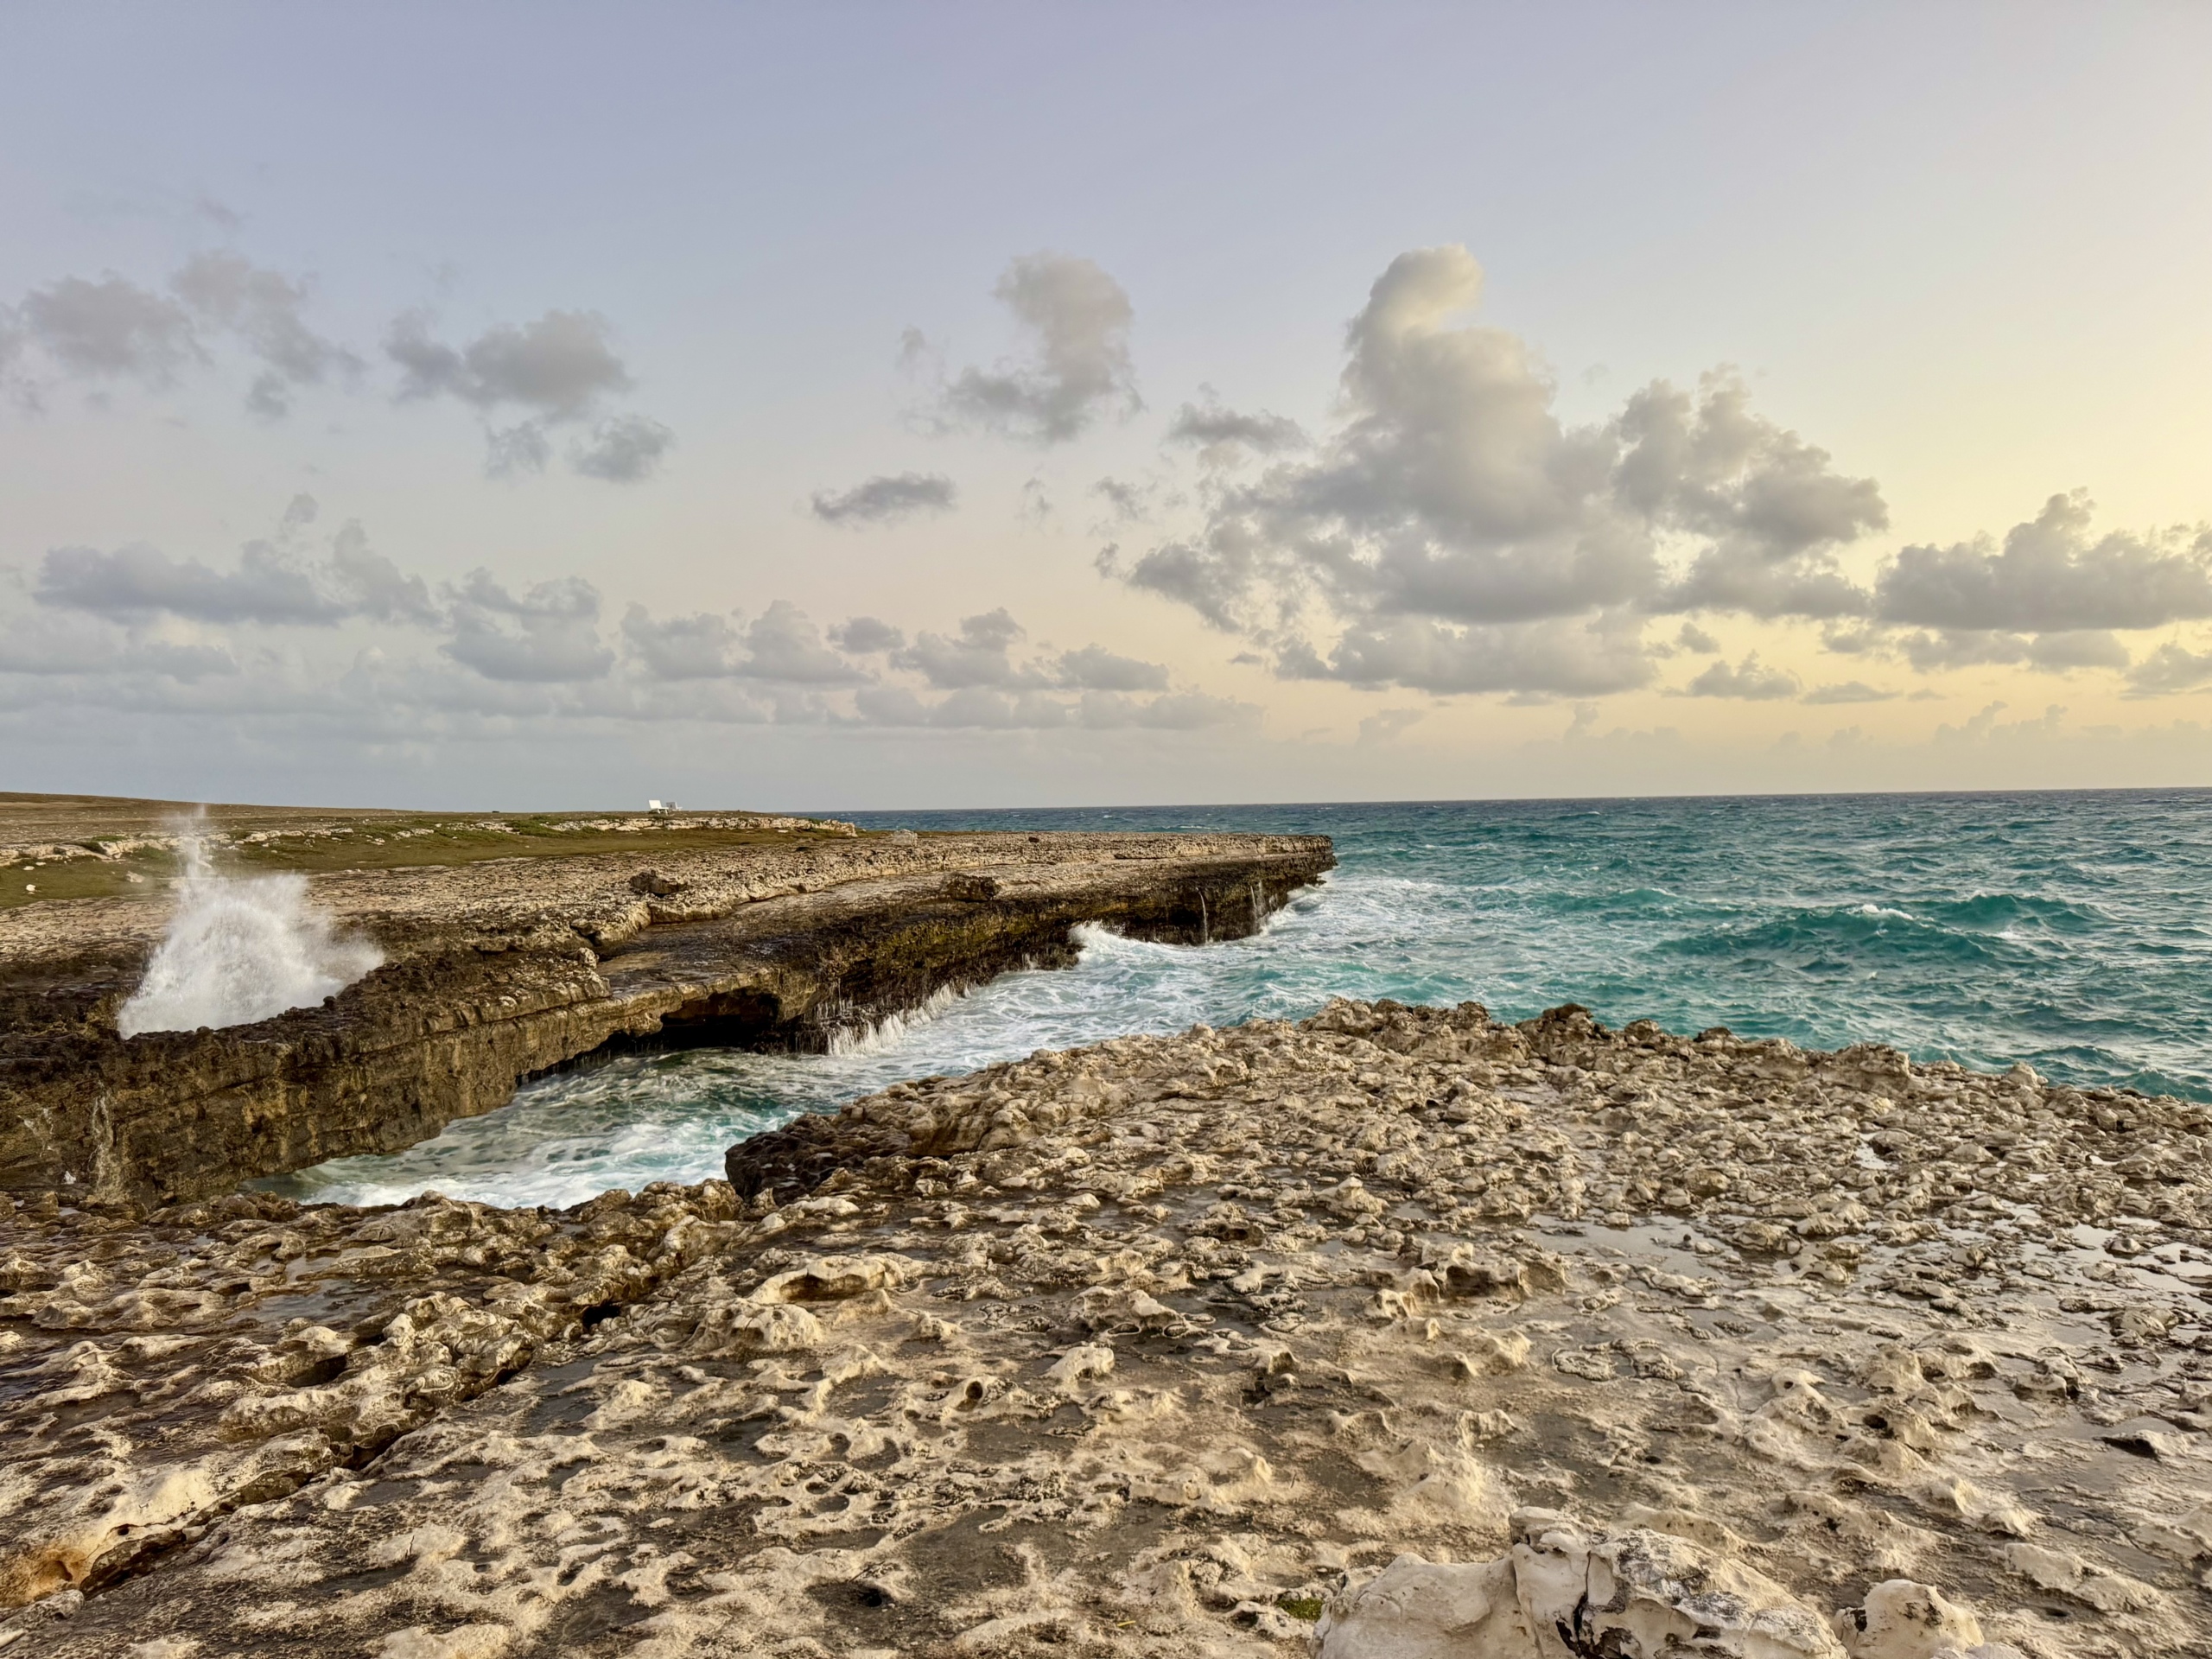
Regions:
[[1637, 372, 1885, 618], [8, 256, 356, 415], [619, 606, 741, 679], [1054, 644, 1170, 691], [386, 308, 670, 481], [2126, 642, 2212, 696], [1280, 613, 1656, 698], [620, 601, 868, 683], [829, 616, 905, 654], [850, 683, 1249, 731], [169, 251, 360, 416], [891, 608, 1032, 689], [1802, 680, 1897, 704], [387, 308, 632, 418], [941, 253, 1139, 442], [1675, 621, 1720, 653], [34, 497, 435, 626], [810, 471, 957, 525], [1675, 653, 1802, 700], [442, 569, 613, 682], [1110, 245, 1885, 697], [1090, 476, 1154, 524], [571, 414, 675, 482], [1357, 707, 1424, 744], [885, 609, 1173, 695], [1895, 626, 2130, 674], [739, 601, 871, 683], [1165, 396, 1307, 467], [0, 616, 237, 681], [19, 274, 200, 384], [1877, 493, 2212, 633], [485, 422, 553, 479]]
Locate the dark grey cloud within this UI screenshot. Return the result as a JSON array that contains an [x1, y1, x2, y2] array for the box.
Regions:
[[34, 497, 435, 626], [1675, 654, 1802, 700], [169, 251, 360, 416], [941, 253, 1139, 442], [1110, 246, 1885, 698], [19, 274, 200, 384], [1874, 493, 2212, 633], [571, 414, 675, 482], [442, 570, 613, 683], [828, 616, 904, 654], [810, 471, 957, 525], [387, 308, 632, 418]]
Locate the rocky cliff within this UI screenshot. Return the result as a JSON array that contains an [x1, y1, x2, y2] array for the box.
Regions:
[[0, 830, 1334, 1205]]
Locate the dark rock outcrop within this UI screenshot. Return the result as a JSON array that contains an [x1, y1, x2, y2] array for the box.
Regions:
[[0, 831, 1333, 1205]]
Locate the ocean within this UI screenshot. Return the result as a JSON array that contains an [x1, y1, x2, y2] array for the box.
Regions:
[[270, 789, 2212, 1210]]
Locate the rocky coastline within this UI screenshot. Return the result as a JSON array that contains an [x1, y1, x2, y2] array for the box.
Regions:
[[3, 979, 2209, 1655], [0, 826, 1333, 1205]]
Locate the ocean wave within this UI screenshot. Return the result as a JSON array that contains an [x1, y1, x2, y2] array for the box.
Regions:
[[270, 789, 2212, 1205]]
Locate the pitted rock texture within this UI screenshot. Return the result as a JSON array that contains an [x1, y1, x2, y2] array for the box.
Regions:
[[3, 999, 2210, 1655], [0, 830, 1332, 1204]]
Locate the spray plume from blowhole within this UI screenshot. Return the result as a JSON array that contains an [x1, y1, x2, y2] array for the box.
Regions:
[[116, 832, 383, 1038]]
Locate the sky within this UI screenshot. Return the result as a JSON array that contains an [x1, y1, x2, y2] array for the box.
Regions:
[[3, 3, 2210, 810]]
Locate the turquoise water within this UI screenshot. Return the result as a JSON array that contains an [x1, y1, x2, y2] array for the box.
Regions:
[[276, 790, 2212, 1209]]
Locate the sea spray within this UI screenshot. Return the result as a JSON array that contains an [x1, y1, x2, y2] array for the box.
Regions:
[[117, 838, 383, 1036]]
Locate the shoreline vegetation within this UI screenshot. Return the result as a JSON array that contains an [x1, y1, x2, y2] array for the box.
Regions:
[[0, 796, 2203, 1654]]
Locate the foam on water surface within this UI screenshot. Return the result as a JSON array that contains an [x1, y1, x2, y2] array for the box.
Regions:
[[270, 789, 2212, 1208]]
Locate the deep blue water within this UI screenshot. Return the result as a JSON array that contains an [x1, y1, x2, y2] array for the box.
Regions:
[[275, 790, 2212, 1208]]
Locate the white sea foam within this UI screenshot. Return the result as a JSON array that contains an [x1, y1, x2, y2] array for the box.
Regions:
[[117, 839, 383, 1037]]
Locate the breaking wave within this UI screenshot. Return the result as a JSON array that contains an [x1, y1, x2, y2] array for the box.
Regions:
[[267, 789, 2212, 1207], [118, 838, 382, 1037]]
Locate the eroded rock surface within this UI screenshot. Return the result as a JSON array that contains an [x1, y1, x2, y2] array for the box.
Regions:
[[0, 830, 1332, 1203], [3, 999, 2209, 1655]]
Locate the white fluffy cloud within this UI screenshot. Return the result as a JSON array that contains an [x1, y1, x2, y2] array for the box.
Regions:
[[1116, 246, 1886, 696], [940, 253, 1140, 442], [1875, 492, 2212, 636]]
